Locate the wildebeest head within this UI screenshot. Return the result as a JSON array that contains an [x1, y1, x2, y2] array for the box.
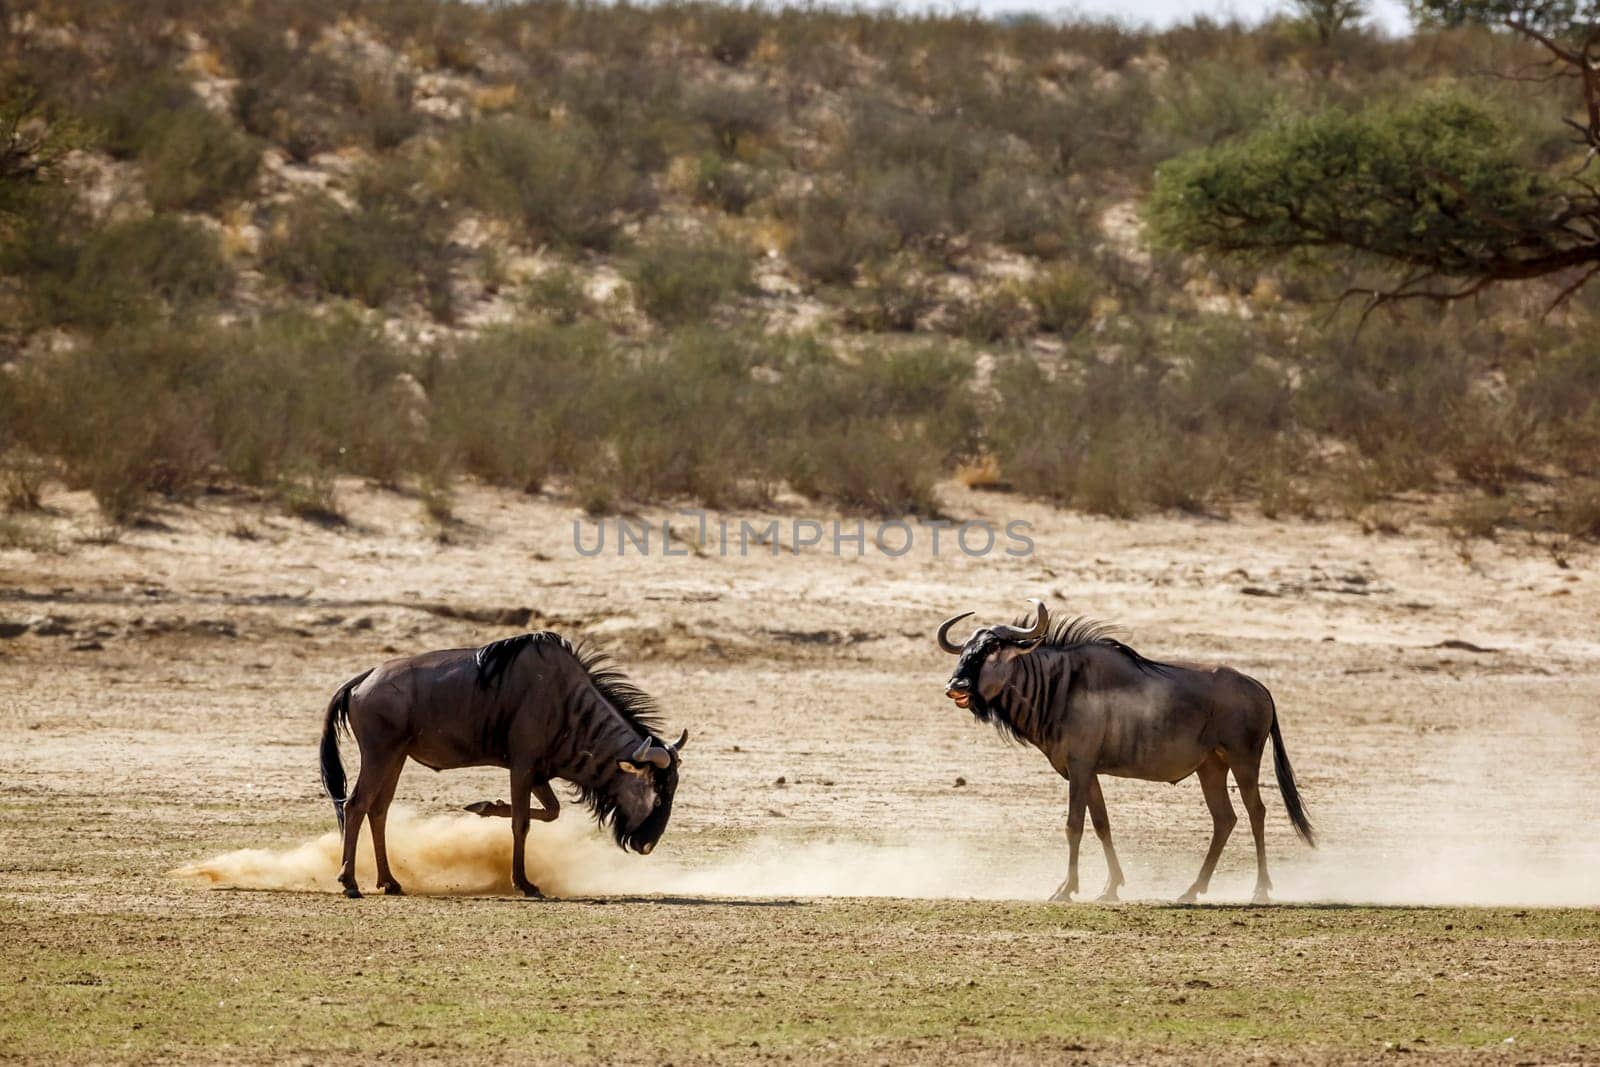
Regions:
[[609, 729, 687, 854], [936, 598, 1049, 719]]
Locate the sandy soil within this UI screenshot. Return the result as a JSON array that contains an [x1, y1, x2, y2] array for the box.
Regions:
[[2, 480, 1597, 1062]]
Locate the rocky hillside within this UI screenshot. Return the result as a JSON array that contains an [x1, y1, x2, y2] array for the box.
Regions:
[[1, 1, 1597, 541]]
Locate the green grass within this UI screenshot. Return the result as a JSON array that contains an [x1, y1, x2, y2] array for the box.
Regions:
[[2, 895, 1595, 1062]]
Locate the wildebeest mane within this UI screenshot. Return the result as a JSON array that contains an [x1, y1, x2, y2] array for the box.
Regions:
[[474, 631, 670, 850], [1033, 615, 1172, 676], [474, 632, 663, 734]]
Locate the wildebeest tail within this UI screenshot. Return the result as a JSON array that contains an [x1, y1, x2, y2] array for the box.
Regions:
[[1267, 698, 1315, 847], [319, 669, 372, 832]]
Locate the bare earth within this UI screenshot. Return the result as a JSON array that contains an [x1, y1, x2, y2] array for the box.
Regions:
[[2, 481, 1597, 1064]]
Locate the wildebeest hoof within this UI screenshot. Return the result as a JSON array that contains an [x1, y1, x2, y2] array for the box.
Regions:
[[342, 884, 363, 899], [382, 882, 405, 896], [1176, 890, 1199, 904], [518, 884, 544, 899], [1049, 885, 1076, 903], [1095, 888, 1120, 903], [1251, 889, 1271, 905], [465, 800, 512, 818]]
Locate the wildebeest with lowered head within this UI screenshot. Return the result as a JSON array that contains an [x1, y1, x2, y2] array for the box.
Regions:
[[319, 631, 686, 899], [938, 600, 1313, 904]]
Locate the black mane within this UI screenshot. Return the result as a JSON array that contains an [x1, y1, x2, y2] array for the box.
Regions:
[[1035, 615, 1171, 675], [474, 631, 664, 737]]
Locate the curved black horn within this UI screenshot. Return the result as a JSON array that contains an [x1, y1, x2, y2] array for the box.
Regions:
[[936, 611, 974, 654], [991, 598, 1049, 645], [672, 729, 688, 751]]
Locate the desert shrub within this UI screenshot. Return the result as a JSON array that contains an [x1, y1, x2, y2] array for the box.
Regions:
[[953, 284, 1036, 342], [775, 341, 978, 512], [1296, 316, 1473, 487], [693, 153, 768, 214], [703, 5, 766, 64], [6, 322, 220, 519], [1553, 484, 1600, 540], [606, 329, 784, 505], [625, 227, 752, 325], [2, 310, 417, 519], [225, 24, 355, 161], [85, 72, 198, 160], [1027, 265, 1101, 336], [0, 205, 230, 330], [843, 255, 941, 332], [986, 320, 1291, 515], [784, 188, 897, 285], [525, 267, 598, 325], [208, 311, 418, 486], [689, 81, 779, 154], [552, 60, 688, 173], [430, 323, 616, 492], [262, 164, 455, 319], [450, 114, 635, 249], [139, 105, 260, 211]]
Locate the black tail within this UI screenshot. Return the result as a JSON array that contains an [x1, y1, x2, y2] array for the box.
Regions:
[[1268, 706, 1316, 847], [319, 670, 372, 833]]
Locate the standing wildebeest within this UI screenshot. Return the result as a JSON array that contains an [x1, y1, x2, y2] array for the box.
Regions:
[[319, 631, 687, 899], [937, 600, 1313, 904]]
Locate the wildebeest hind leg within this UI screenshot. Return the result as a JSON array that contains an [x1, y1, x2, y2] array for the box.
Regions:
[[368, 756, 408, 896], [1177, 756, 1236, 904], [1087, 776, 1125, 902], [1230, 757, 1272, 904]]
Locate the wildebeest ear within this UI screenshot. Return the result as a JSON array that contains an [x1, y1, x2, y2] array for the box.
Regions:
[[617, 760, 648, 776]]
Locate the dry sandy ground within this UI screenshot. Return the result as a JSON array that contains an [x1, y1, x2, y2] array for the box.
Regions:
[[2, 480, 1597, 1063]]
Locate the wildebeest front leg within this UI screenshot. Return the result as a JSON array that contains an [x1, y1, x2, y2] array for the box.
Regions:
[[509, 769, 544, 899], [1087, 776, 1125, 902], [1050, 765, 1091, 902], [467, 783, 559, 822], [1178, 756, 1237, 904]]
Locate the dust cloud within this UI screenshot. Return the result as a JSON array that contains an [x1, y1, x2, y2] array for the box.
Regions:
[[173, 801, 1597, 906], [171, 809, 1051, 900]]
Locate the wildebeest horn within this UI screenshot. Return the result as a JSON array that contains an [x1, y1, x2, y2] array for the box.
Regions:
[[643, 744, 672, 769], [631, 738, 652, 763], [992, 598, 1049, 646], [936, 611, 974, 654], [671, 729, 688, 751]]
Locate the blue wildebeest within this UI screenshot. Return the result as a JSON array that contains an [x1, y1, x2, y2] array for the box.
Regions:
[[319, 632, 686, 898], [937, 600, 1314, 903]]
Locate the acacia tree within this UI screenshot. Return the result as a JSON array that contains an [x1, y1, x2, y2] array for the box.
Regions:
[[1148, 1, 1600, 309], [1291, 0, 1369, 45]]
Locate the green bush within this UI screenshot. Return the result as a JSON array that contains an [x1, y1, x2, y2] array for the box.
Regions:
[[261, 164, 455, 319], [843, 255, 941, 332], [3, 311, 415, 520], [625, 227, 752, 325], [139, 105, 260, 212], [784, 189, 896, 285], [1027, 265, 1101, 336], [450, 115, 636, 249], [430, 323, 616, 493], [0, 205, 231, 330]]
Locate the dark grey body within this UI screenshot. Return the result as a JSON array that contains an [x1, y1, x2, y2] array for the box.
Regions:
[[941, 605, 1313, 904], [320, 633, 683, 899]]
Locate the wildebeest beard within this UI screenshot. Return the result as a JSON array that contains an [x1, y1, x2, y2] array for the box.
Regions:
[[950, 636, 1000, 725], [577, 749, 680, 853]]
